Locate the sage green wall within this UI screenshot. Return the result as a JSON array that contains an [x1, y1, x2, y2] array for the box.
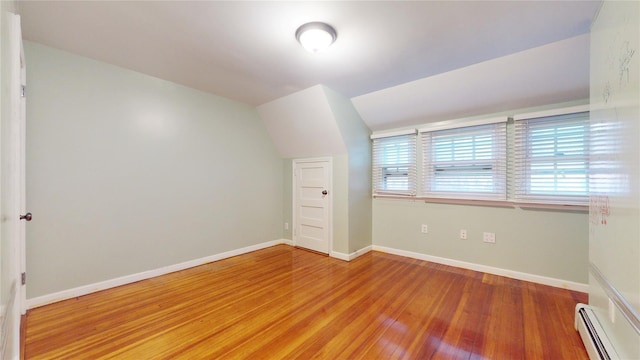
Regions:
[[332, 154, 349, 254], [373, 200, 588, 283], [323, 87, 372, 253], [370, 100, 590, 284], [283, 159, 292, 240], [25, 42, 284, 298]]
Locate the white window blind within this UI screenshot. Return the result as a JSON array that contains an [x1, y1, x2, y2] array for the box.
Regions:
[[421, 122, 507, 200], [371, 132, 417, 196], [513, 111, 589, 205]]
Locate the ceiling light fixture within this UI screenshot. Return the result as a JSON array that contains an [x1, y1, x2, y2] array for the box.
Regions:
[[295, 22, 337, 54]]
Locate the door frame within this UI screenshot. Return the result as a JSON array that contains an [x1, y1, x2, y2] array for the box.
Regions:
[[18, 26, 26, 316], [292, 157, 333, 254]]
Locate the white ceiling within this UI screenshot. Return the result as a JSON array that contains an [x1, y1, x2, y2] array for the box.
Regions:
[[353, 34, 591, 131], [18, 1, 600, 129]]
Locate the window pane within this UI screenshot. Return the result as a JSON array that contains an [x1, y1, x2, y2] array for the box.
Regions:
[[527, 123, 587, 194], [422, 122, 506, 200], [514, 110, 589, 205], [372, 133, 417, 196]]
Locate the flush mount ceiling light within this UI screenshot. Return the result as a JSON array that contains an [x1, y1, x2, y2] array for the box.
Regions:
[[295, 22, 337, 54]]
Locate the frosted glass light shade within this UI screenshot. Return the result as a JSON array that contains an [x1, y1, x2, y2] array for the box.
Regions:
[[295, 22, 337, 54]]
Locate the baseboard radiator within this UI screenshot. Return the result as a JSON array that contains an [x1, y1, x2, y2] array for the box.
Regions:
[[575, 304, 618, 360]]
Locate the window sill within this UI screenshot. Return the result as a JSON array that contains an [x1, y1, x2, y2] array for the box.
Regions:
[[372, 195, 588, 212]]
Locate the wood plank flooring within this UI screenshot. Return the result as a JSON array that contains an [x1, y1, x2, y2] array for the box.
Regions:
[[24, 245, 588, 359]]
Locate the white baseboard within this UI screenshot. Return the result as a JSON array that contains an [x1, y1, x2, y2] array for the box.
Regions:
[[331, 245, 372, 261], [26, 240, 587, 310], [280, 239, 294, 246], [26, 239, 293, 310], [372, 245, 588, 293]]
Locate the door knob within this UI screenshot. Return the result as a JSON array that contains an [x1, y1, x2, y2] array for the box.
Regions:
[[20, 212, 32, 221], [322, 190, 328, 195]]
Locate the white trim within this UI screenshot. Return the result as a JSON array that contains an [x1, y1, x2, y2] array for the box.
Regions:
[[292, 157, 333, 255], [513, 104, 590, 121], [25, 241, 586, 311], [291, 161, 296, 246], [330, 252, 349, 261], [279, 239, 294, 246], [330, 245, 372, 261], [372, 195, 589, 212], [291, 156, 334, 164], [419, 116, 508, 133], [26, 239, 292, 310], [372, 245, 588, 293], [370, 128, 417, 139], [328, 159, 334, 255], [590, 263, 640, 335], [4, 14, 25, 360]]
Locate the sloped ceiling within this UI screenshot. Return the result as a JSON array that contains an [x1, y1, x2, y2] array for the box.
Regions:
[[257, 85, 347, 158], [353, 34, 590, 131], [18, 1, 600, 130]]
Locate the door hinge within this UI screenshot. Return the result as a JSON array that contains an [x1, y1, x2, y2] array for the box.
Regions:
[[21, 272, 26, 285], [21, 85, 25, 98]]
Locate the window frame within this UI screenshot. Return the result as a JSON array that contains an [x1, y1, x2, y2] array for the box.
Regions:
[[371, 130, 418, 196], [420, 117, 508, 201], [370, 106, 590, 211], [513, 107, 590, 206]]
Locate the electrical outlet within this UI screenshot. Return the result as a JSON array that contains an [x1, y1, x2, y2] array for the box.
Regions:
[[483, 232, 496, 243], [460, 229, 467, 240], [284, 222, 289, 230], [421, 224, 428, 233]]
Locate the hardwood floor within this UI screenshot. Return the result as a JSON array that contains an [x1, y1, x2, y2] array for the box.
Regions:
[[24, 245, 588, 359]]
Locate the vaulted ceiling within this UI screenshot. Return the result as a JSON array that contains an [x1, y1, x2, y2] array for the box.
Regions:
[[18, 1, 600, 130]]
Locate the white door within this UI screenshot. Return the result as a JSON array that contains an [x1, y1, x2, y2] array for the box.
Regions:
[[293, 158, 331, 254], [0, 12, 27, 360], [18, 19, 28, 316]]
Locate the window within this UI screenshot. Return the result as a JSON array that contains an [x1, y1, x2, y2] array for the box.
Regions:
[[371, 106, 590, 208], [421, 118, 507, 200], [513, 109, 589, 205], [371, 131, 417, 196]]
